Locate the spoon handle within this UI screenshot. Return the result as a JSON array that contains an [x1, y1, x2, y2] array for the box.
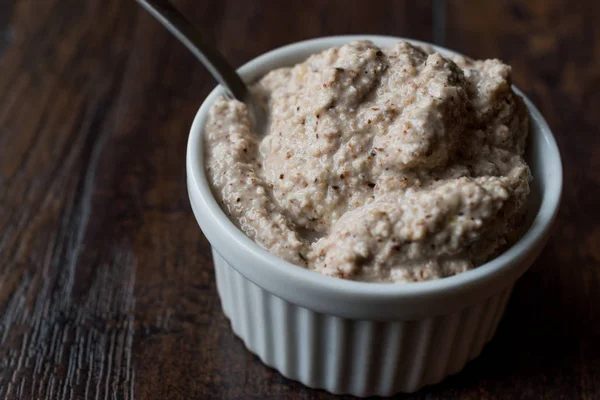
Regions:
[[135, 0, 249, 102]]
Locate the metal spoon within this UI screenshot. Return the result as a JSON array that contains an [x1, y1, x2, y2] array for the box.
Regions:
[[135, 0, 265, 130]]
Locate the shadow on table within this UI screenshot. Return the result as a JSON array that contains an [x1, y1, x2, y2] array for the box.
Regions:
[[419, 245, 599, 398]]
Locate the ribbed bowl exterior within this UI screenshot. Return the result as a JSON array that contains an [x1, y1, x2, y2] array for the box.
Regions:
[[213, 250, 513, 397]]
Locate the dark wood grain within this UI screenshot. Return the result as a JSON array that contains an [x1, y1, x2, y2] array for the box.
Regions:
[[0, 0, 598, 398]]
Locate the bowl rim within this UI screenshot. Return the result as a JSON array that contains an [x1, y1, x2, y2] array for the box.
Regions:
[[186, 35, 562, 313]]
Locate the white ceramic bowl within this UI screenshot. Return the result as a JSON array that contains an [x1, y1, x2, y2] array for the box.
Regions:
[[186, 35, 562, 396]]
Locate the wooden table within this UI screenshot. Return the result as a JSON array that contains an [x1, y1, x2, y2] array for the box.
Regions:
[[0, 0, 598, 398]]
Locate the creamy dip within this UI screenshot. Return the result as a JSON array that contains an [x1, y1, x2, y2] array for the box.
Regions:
[[205, 40, 530, 283]]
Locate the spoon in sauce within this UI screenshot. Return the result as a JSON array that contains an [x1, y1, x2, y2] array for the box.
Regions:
[[135, 0, 266, 130]]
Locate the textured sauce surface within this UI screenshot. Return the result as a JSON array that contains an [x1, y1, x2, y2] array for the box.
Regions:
[[205, 40, 530, 283]]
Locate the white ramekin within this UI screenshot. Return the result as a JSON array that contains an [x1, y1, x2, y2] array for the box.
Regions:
[[186, 35, 562, 397]]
